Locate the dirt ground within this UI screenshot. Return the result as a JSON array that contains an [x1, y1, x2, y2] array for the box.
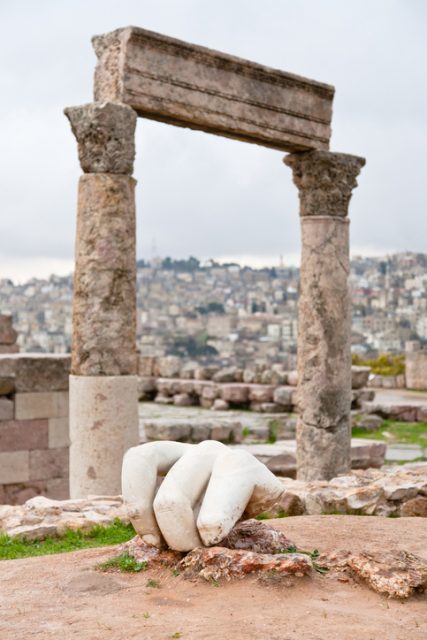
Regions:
[[0, 515, 426, 640]]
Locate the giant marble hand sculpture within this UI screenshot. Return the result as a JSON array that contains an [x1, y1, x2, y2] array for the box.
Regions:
[[121, 440, 285, 551]]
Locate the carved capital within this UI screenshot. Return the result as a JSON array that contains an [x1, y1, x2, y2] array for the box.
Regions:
[[284, 150, 365, 217], [64, 102, 137, 174]]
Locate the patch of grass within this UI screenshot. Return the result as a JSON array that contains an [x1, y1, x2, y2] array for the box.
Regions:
[[172, 568, 180, 577], [146, 578, 160, 588], [0, 519, 135, 561], [242, 426, 251, 438], [352, 420, 427, 446], [98, 552, 147, 573]]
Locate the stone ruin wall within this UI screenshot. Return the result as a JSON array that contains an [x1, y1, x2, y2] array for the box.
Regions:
[[0, 354, 70, 504]]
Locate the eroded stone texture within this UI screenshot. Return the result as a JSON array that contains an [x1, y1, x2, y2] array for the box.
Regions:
[[64, 102, 137, 174], [285, 151, 365, 481], [284, 151, 365, 217], [72, 174, 137, 376], [92, 27, 334, 152], [179, 547, 312, 582]]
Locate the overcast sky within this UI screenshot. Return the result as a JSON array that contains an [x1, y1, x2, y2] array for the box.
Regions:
[[0, 1, 426, 282]]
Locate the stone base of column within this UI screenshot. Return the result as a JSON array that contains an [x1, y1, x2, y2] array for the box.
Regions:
[[69, 375, 139, 498]]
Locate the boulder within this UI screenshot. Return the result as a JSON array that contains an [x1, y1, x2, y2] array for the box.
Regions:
[[400, 496, 427, 517], [220, 384, 250, 405], [273, 386, 293, 409], [351, 366, 371, 389], [249, 385, 275, 403], [212, 399, 229, 411], [173, 393, 194, 407], [154, 393, 174, 405], [137, 376, 156, 400], [354, 414, 383, 431], [213, 367, 238, 383]]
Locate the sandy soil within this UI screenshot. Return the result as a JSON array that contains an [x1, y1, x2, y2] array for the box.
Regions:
[[0, 515, 426, 640]]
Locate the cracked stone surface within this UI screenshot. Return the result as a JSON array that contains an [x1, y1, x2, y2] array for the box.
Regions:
[[72, 174, 137, 376], [64, 102, 137, 175]]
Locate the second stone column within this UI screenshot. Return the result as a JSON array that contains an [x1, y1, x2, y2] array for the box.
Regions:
[[284, 150, 365, 481], [65, 102, 139, 497]]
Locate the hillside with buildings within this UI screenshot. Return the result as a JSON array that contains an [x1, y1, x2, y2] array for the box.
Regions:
[[0, 252, 426, 367]]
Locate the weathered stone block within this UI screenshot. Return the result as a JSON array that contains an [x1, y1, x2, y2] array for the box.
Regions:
[[29, 448, 69, 481], [0, 315, 17, 345], [249, 385, 275, 403], [173, 393, 194, 407], [212, 399, 229, 411], [0, 397, 14, 420], [351, 366, 371, 389], [273, 386, 293, 408], [15, 392, 69, 420], [0, 419, 48, 451], [0, 377, 15, 395], [0, 451, 29, 483], [0, 354, 70, 392], [1, 480, 48, 506], [64, 102, 137, 174], [48, 417, 70, 448], [93, 27, 334, 152], [220, 384, 250, 405]]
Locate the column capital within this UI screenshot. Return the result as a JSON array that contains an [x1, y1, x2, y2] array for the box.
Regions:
[[284, 150, 365, 217], [64, 101, 137, 174]]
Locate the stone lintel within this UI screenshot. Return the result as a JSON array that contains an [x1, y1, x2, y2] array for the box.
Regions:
[[92, 26, 334, 152], [64, 102, 137, 174], [284, 150, 366, 217]]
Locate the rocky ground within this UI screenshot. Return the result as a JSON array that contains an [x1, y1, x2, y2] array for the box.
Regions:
[[1, 462, 426, 540], [0, 516, 426, 640]]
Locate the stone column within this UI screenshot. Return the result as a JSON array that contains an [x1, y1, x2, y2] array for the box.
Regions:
[[64, 102, 139, 497], [284, 151, 365, 481]]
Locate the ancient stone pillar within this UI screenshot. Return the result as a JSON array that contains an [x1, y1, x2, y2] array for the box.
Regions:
[[284, 151, 365, 481], [65, 102, 139, 497]]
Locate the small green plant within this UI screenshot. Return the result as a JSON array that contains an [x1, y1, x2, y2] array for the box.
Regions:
[[255, 512, 272, 520], [267, 420, 279, 444], [352, 353, 405, 376], [98, 552, 148, 573], [170, 633, 183, 639], [143, 612, 150, 619], [172, 568, 180, 577], [146, 578, 160, 588], [242, 426, 251, 438]]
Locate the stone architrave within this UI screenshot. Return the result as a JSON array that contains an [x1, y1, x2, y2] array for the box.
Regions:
[[92, 27, 334, 152], [65, 101, 139, 497], [284, 151, 365, 481]]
